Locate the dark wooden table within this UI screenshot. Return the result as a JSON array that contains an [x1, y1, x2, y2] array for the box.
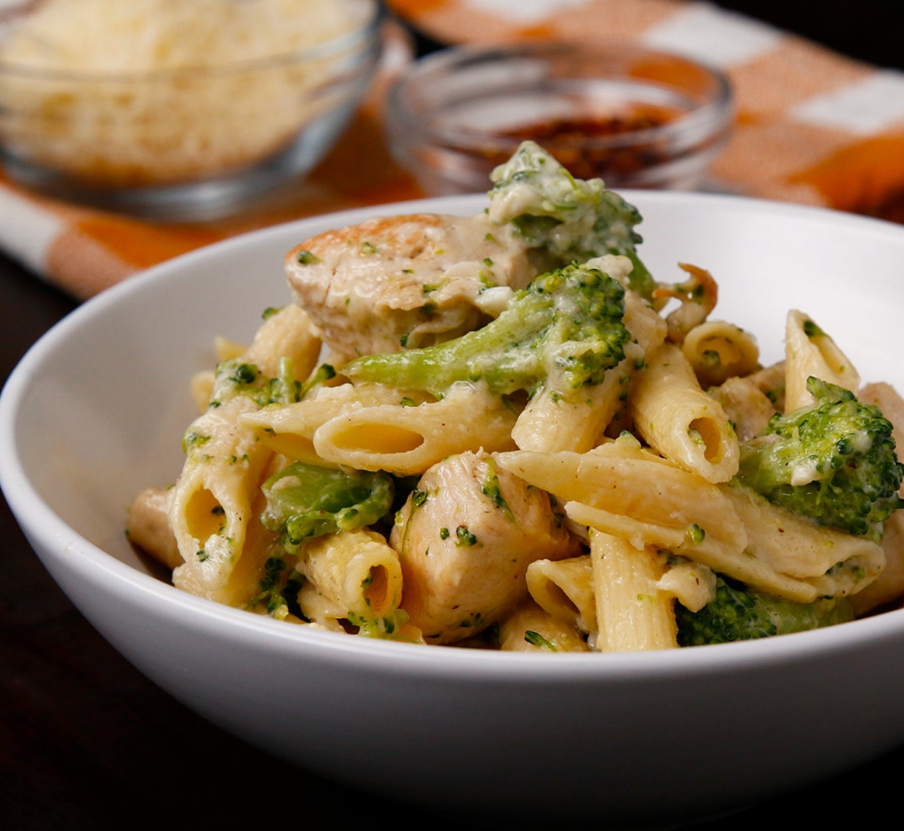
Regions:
[[3, 5, 904, 827]]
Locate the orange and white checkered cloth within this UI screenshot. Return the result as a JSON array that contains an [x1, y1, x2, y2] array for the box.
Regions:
[[3, 0, 903, 298]]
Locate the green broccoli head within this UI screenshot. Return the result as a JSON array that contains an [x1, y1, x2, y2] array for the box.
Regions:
[[487, 140, 655, 298], [676, 575, 854, 646], [735, 377, 904, 538], [260, 461, 395, 554], [343, 260, 630, 399]]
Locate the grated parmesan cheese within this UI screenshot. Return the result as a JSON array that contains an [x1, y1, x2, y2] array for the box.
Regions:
[[0, 0, 374, 187]]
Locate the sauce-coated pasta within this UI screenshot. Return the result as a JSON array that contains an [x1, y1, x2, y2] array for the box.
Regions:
[[127, 142, 904, 652]]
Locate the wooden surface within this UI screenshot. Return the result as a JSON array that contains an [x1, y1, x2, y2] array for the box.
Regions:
[[3, 5, 904, 827]]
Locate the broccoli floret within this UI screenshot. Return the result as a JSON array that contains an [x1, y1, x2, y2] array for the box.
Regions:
[[676, 576, 854, 646], [487, 140, 656, 299], [247, 558, 307, 621], [260, 462, 395, 553], [735, 377, 904, 538], [342, 260, 631, 399]]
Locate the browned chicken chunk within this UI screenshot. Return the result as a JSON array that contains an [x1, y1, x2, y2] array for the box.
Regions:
[[390, 449, 582, 644], [285, 213, 534, 358]]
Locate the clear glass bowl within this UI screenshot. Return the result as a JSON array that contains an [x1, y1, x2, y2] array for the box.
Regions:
[[385, 40, 734, 195], [0, 0, 382, 220]]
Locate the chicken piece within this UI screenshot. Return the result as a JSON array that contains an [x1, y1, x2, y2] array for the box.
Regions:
[[285, 213, 534, 358], [390, 450, 582, 644]]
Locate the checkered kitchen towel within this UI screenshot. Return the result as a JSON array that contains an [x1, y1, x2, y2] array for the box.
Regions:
[[3, 0, 903, 298]]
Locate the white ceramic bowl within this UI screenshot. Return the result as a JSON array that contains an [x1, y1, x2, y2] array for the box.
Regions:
[[3, 192, 904, 826]]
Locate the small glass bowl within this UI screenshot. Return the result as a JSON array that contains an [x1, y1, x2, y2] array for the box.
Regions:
[[385, 40, 734, 195], [0, 0, 382, 220]]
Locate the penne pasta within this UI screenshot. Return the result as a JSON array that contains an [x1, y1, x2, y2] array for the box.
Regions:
[[851, 511, 904, 615], [565, 500, 820, 603], [707, 375, 778, 442], [511, 289, 667, 452], [240, 382, 424, 467], [313, 383, 519, 476], [628, 342, 739, 483], [170, 395, 275, 600], [132, 141, 904, 652], [214, 335, 247, 363], [244, 303, 322, 381], [526, 555, 596, 635], [589, 530, 678, 652], [126, 487, 182, 570], [498, 440, 832, 603], [511, 348, 638, 454], [243, 382, 518, 476], [721, 484, 885, 596], [656, 559, 718, 613], [681, 319, 760, 388], [190, 369, 216, 414], [498, 599, 590, 653], [852, 382, 904, 614], [296, 527, 415, 638], [784, 310, 860, 411]]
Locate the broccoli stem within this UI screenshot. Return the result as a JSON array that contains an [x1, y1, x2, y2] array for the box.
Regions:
[[260, 462, 395, 553], [344, 261, 630, 399]]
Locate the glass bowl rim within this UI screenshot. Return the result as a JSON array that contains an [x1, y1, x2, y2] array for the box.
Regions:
[[386, 38, 735, 153]]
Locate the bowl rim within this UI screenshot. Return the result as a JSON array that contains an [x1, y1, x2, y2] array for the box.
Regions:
[[385, 39, 734, 154], [0, 0, 382, 82], [4, 189, 904, 681]]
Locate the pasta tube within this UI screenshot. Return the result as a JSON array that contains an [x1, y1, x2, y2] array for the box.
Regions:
[[166, 307, 322, 600], [526, 555, 596, 635], [589, 530, 678, 652], [681, 319, 760, 388], [126, 487, 182, 571], [511, 348, 638, 454], [498, 599, 590, 653], [312, 383, 518, 476], [657, 559, 718, 613], [496, 440, 747, 557], [784, 310, 860, 411], [721, 484, 885, 595], [240, 382, 424, 467], [512, 290, 667, 452], [170, 395, 274, 600], [296, 528, 411, 638], [244, 303, 322, 381], [852, 383, 904, 613], [497, 440, 826, 602], [627, 342, 739, 483], [707, 375, 779, 442]]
